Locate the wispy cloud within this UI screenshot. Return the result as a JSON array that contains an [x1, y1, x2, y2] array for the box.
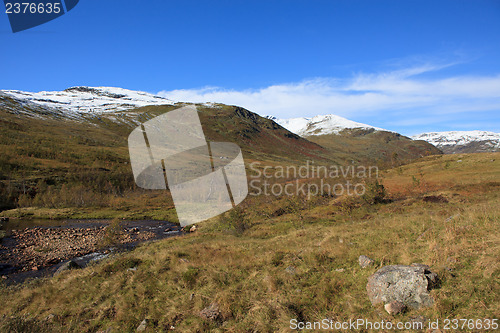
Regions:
[[157, 62, 500, 134]]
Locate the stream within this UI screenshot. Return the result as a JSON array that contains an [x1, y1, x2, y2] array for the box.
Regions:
[[0, 218, 184, 284]]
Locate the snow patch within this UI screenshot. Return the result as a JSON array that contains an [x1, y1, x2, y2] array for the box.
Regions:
[[412, 131, 500, 149], [1, 86, 174, 113], [267, 114, 387, 137]]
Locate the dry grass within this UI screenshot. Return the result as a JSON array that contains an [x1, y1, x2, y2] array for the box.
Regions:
[[0, 153, 498, 332]]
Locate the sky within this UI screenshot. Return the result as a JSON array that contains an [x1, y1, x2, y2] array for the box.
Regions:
[[1, 0, 499, 135]]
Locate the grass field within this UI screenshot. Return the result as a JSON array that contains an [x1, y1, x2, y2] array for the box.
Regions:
[[0, 152, 498, 332]]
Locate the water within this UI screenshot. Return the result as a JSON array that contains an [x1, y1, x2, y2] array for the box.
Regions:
[[0, 218, 184, 284]]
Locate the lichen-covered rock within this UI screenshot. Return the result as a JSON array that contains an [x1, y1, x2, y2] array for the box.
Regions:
[[359, 255, 375, 268], [366, 264, 438, 309]]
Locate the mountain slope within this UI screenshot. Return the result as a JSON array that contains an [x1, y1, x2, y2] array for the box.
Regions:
[[0, 93, 333, 211], [268, 114, 387, 136], [412, 131, 500, 154], [1, 86, 173, 113], [307, 128, 441, 166], [267, 114, 440, 165]]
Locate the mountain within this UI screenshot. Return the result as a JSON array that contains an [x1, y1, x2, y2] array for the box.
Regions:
[[267, 114, 440, 164], [412, 131, 500, 154], [267, 114, 387, 137], [0, 89, 329, 165], [0, 86, 444, 215], [0, 90, 332, 211], [0, 86, 439, 169], [1, 86, 173, 114]]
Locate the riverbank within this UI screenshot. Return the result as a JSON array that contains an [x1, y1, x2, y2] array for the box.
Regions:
[[0, 219, 183, 284], [0, 205, 179, 221]]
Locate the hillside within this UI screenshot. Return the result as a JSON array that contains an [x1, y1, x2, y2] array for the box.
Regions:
[[0, 94, 332, 215], [267, 114, 441, 165], [412, 131, 500, 154], [0, 152, 498, 331], [0, 88, 440, 215], [306, 129, 441, 167]]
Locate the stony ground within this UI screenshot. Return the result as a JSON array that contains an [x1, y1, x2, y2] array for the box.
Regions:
[[0, 223, 158, 274]]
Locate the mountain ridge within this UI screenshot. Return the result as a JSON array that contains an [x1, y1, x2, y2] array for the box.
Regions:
[[0, 86, 174, 114], [267, 114, 388, 137], [6, 86, 495, 155], [412, 131, 500, 154]]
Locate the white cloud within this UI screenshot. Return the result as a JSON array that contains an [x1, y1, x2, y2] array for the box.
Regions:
[[157, 63, 500, 133]]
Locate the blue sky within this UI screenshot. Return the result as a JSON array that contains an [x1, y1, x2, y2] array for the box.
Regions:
[[1, 0, 499, 135]]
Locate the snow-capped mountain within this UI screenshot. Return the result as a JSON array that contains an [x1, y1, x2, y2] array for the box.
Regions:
[[267, 114, 388, 137], [412, 131, 500, 154], [1, 86, 174, 113]]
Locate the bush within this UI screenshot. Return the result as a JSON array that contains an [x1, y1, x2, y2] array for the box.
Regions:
[[362, 179, 387, 204], [99, 218, 124, 247], [217, 207, 250, 236]]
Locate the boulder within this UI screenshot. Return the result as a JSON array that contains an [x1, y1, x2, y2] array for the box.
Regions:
[[359, 255, 375, 268], [366, 264, 438, 309]]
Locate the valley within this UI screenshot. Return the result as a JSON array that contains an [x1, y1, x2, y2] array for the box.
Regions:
[[0, 88, 498, 332]]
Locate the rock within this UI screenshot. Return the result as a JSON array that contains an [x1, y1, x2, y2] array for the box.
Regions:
[[411, 263, 439, 288], [189, 225, 197, 232], [136, 319, 148, 332], [285, 266, 296, 275], [366, 264, 438, 309], [359, 255, 375, 268], [45, 314, 55, 322], [384, 300, 405, 314], [335, 268, 345, 272], [199, 302, 221, 321], [54, 260, 81, 276]]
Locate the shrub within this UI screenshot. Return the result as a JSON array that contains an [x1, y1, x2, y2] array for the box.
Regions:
[[217, 207, 250, 236], [362, 179, 387, 204], [99, 218, 124, 247]]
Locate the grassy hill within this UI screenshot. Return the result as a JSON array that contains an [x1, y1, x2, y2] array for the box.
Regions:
[[306, 128, 442, 167], [0, 152, 498, 332], [0, 97, 438, 219]]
